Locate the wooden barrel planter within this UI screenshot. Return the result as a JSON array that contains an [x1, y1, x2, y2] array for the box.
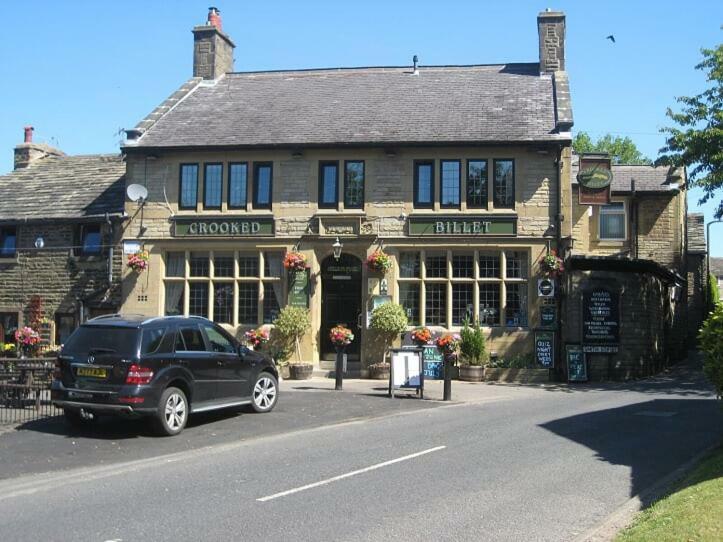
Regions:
[[458, 365, 485, 382], [288, 363, 313, 380], [368, 364, 390, 380]]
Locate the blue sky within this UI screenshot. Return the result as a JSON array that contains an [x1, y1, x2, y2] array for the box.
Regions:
[[1, 1, 721, 250]]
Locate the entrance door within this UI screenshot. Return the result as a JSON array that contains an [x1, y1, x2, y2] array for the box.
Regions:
[[321, 253, 362, 359]]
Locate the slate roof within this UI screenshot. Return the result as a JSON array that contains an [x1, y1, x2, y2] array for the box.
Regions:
[[0, 154, 125, 222], [687, 213, 706, 254], [710, 257, 723, 277], [126, 64, 572, 149], [571, 160, 684, 193]]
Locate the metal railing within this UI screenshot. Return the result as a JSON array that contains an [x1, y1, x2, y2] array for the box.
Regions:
[[0, 358, 61, 425]]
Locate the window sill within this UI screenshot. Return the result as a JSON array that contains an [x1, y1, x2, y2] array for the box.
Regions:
[[596, 239, 627, 246], [0, 256, 18, 265]]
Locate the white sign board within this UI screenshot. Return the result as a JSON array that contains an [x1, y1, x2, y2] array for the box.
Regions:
[[390, 349, 423, 391], [123, 240, 142, 255]]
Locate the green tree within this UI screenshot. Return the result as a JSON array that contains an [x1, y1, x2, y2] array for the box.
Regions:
[[709, 272, 721, 311], [370, 303, 408, 364], [573, 132, 651, 164], [657, 43, 723, 217]]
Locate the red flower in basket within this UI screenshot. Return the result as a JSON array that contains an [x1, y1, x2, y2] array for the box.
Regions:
[[329, 325, 354, 347], [541, 249, 564, 277], [127, 250, 149, 273], [435, 333, 461, 356], [283, 251, 307, 272], [244, 328, 269, 348], [410, 327, 432, 346], [366, 250, 392, 273], [15, 326, 40, 346]]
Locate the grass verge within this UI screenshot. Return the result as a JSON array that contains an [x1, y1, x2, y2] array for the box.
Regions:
[[616, 445, 723, 542]]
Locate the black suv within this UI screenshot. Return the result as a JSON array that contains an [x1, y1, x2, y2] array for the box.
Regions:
[[51, 314, 279, 436]]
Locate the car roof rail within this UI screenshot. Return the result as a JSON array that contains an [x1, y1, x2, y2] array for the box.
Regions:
[[188, 315, 211, 322], [88, 313, 123, 321]]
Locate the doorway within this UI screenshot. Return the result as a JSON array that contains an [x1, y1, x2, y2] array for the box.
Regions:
[[320, 253, 362, 360]]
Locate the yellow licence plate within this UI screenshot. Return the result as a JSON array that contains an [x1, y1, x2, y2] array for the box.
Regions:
[[77, 367, 107, 379]]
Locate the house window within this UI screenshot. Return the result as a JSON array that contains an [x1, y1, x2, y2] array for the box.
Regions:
[[318, 161, 339, 208], [344, 161, 364, 209], [213, 252, 234, 277], [399, 283, 420, 325], [189, 283, 209, 317], [452, 283, 474, 325], [425, 283, 446, 326], [0, 227, 17, 257], [228, 163, 248, 209], [0, 312, 19, 344], [399, 252, 420, 278], [414, 161, 434, 208], [467, 160, 488, 208], [493, 159, 515, 208], [54, 313, 75, 345], [599, 202, 626, 240], [253, 163, 273, 209], [505, 283, 528, 327], [213, 283, 234, 324], [179, 164, 199, 210], [440, 160, 461, 208], [77, 224, 102, 255], [203, 163, 223, 209]]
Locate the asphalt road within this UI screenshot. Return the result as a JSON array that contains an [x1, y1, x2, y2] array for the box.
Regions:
[[0, 363, 720, 542]]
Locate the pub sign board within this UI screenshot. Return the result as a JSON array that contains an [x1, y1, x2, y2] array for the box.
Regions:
[[288, 269, 310, 309], [540, 305, 556, 328], [408, 216, 517, 236], [173, 217, 274, 237], [422, 345, 443, 380], [566, 344, 587, 382], [578, 154, 612, 206], [582, 287, 620, 344], [535, 330, 554, 368]]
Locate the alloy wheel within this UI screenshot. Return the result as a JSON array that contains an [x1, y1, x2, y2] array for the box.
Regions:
[[164, 392, 187, 431], [253, 377, 277, 410]]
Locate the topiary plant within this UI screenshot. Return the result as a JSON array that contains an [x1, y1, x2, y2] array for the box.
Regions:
[[698, 303, 723, 399], [459, 319, 487, 366], [272, 306, 311, 363], [370, 303, 408, 365]]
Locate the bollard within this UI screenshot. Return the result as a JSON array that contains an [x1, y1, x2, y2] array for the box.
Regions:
[[335, 346, 344, 391], [443, 354, 453, 401]]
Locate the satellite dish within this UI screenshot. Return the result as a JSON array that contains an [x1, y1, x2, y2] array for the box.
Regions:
[[126, 184, 148, 203]]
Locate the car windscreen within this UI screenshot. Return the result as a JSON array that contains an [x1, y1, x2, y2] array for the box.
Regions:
[[61, 326, 140, 358]]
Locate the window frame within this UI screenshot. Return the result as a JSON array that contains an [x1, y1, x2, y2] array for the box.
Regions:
[[493, 159, 515, 209], [228, 162, 248, 210], [440, 159, 461, 209], [318, 160, 340, 209], [0, 226, 17, 258], [253, 162, 273, 210], [598, 201, 628, 241], [466, 159, 489, 209], [178, 163, 199, 211], [76, 224, 102, 256], [343, 160, 365, 209], [413, 160, 435, 209], [203, 162, 223, 210]]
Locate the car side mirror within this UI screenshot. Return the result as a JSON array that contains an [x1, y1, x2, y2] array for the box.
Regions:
[[238, 345, 251, 357]]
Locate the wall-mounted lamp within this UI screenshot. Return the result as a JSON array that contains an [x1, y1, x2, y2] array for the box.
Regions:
[[34, 237, 45, 249], [291, 150, 304, 159], [384, 148, 397, 157], [332, 237, 343, 261]]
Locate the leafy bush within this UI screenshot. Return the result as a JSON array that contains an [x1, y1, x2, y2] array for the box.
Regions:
[[272, 306, 310, 363], [459, 319, 487, 366], [370, 303, 408, 364], [708, 273, 720, 312], [698, 303, 723, 399], [487, 353, 536, 369]]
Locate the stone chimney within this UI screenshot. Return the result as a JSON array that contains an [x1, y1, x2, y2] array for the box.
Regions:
[[537, 10, 566, 73], [14, 126, 65, 170], [192, 7, 235, 80]]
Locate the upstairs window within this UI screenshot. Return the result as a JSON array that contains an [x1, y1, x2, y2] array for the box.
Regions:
[[599, 202, 626, 240], [493, 159, 515, 208], [344, 161, 365, 209], [203, 163, 223, 209], [414, 161, 434, 208], [179, 164, 199, 210], [0, 227, 17, 257], [440, 160, 461, 208], [253, 163, 273, 210], [77, 224, 102, 256], [467, 160, 488, 208], [318, 161, 339, 208], [228, 163, 248, 209]]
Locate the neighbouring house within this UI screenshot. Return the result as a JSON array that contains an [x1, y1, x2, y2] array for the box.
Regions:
[[709, 257, 723, 299]]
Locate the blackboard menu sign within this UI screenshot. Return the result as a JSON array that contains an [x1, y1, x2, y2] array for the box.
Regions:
[[540, 305, 556, 328], [566, 345, 587, 382], [582, 288, 619, 344], [422, 345, 443, 379], [535, 331, 554, 368], [288, 269, 310, 308]]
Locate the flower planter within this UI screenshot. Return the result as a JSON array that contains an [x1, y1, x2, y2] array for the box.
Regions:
[[459, 365, 485, 382], [288, 363, 313, 380], [484, 368, 549, 383], [368, 364, 390, 380]]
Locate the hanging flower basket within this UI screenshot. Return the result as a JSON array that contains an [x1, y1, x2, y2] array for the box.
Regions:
[[541, 249, 564, 277], [15, 326, 40, 358], [330, 325, 354, 347], [366, 250, 392, 273], [436, 333, 461, 357], [244, 328, 269, 349], [127, 250, 149, 273], [410, 326, 432, 347], [283, 251, 307, 272]]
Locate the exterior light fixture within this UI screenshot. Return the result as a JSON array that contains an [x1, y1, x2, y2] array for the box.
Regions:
[[34, 237, 45, 249], [332, 237, 343, 261]]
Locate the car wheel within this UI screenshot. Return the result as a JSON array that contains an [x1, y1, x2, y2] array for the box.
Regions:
[[250, 373, 278, 413], [153, 387, 188, 436]]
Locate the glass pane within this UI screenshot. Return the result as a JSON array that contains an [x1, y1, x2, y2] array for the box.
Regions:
[[416, 163, 433, 205], [83, 227, 102, 254], [213, 252, 234, 277], [255, 165, 272, 206], [165, 252, 185, 277], [141, 328, 166, 355], [1, 229, 17, 257], [204, 164, 223, 208], [425, 252, 447, 278], [320, 164, 338, 205], [238, 254, 259, 277], [213, 283, 233, 324], [180, 326, 205, 351], [180, 164, 198, 208], [441, 160, 460, 206], [505, 283, 528, 327], [478, 252, 500, 278], [505, 251, 528, 279], [229, 163, 247, 208], [452, 284, 474, 325], [493, 160, 514, 208], [238, 283, 259, 325], [164, 283, 184, 316], [263, 281, 282, 324], [203, 324, 236, 353], [399, 252, 420, 278], [344, 161, 364, 208], [263, 252, 283, 278], [452, 253, 473, 278], [467, 160, 488, 207], [479, 284, 500, 326], [600, 213, 625, 239], [399, 283, 420, 325], [425, 283, 447, 326], [189, 283, 208, 317], [190, 252, 209, 277]]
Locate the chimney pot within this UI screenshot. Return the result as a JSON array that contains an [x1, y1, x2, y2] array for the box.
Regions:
[[208, 7, 222, 31], [193, 7, 235, 80], [24, 126, 34, 143]]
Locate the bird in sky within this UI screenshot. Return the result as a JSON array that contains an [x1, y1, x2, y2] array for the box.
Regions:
[[606, 35, 616, 43]]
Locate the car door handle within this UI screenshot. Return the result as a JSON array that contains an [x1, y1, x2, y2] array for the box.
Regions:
[[216, 361, 223, 366]]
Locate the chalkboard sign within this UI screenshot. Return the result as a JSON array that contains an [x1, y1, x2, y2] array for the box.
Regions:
[[288, 269, 309, 308], [422, 345, 443, 379], [582, 287, 619, 344], [540, 305, 556, 328], [535, 331, 554, 368], [566, 344, 587, 382]]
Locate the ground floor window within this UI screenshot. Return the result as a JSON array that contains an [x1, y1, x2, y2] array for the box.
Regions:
[[397, 249, 528, 328], [0, 312, 18, 345], [163, 250, 284, 326]]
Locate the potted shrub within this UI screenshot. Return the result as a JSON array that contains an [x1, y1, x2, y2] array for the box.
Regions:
[[368, 303, 408, 379], [366, 250, 393, 274], [459, 319, 487, 382], [273, 306, 312, 380]]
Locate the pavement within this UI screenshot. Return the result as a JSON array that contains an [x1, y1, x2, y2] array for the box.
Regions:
[[0, 360, 720, 541]]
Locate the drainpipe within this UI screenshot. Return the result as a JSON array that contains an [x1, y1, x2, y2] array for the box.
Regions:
[[555, 145, 564, 380], [630, 179, 638, 259]]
